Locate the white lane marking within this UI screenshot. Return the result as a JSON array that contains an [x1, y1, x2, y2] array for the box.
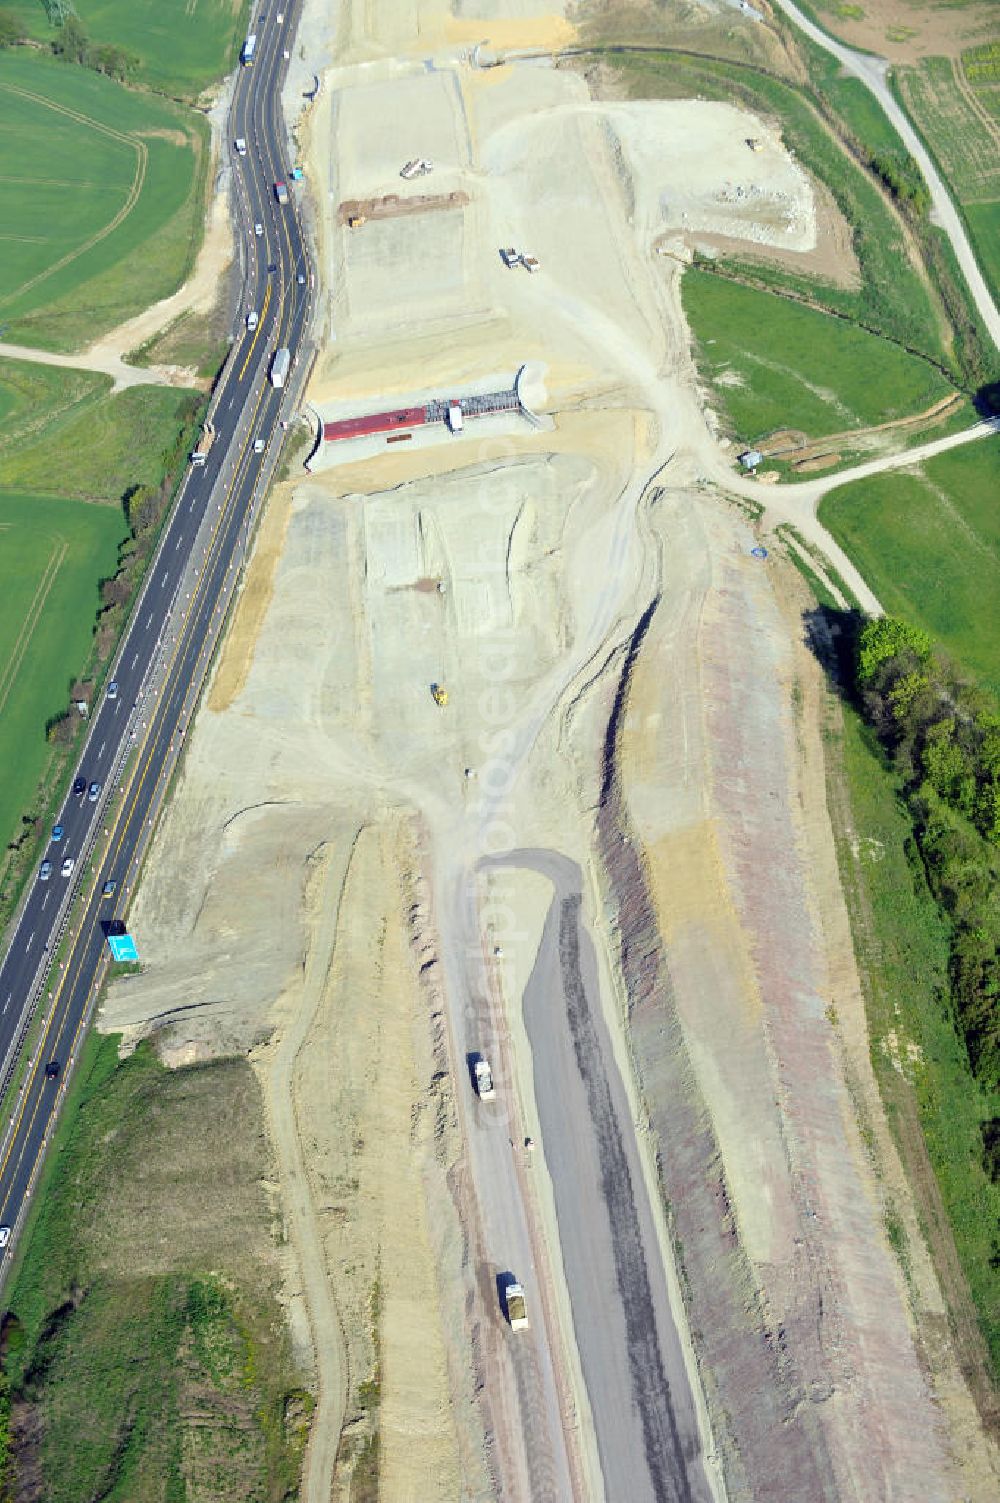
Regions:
[[145, 612, 154, 629], [132, 651, 140, 671], [25, 933, 33, 952], [40, 892, 49, 910], [161, 571, 168, 588]]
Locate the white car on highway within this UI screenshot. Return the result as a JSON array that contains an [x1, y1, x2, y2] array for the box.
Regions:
[[0, 1227, 10, 1251], [61, 857, 75, 878], [254, 222, 263, 237]]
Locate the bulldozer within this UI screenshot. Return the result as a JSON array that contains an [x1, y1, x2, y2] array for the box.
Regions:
[[430, 682, 448, 707]]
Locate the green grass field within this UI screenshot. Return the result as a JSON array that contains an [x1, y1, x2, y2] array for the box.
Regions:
[[0, 490, 123, 849], [2, 0, 249, 98], [0, 355, 108, 450], [3, 1036, 309, 1502], [0, 50, 204, 349], [0, 382, 199, 501], [964, 201, 1000, 311], [819, 439, 1000, 690], [682, 269, 955, 444]]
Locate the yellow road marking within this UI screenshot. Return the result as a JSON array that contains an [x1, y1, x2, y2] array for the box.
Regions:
[[238, 277, 272, 382]]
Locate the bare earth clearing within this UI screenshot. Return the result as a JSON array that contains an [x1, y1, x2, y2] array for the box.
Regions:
[[102, 0, 999, 1499]]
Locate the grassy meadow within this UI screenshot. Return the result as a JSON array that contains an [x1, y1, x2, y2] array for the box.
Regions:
[[0, 382, 199, 502], [1, 0, 249, 98], [0, 490, 124, 848], [682, 269, 955, 445], [2, 1036, 310, 1503], [819, 439, 1000, 691], [0, 50, 205, 349]]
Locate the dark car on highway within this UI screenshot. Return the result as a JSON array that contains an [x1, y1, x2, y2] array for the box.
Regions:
[[44, 1061, 60, 1080], [72, 777, 86, 796]]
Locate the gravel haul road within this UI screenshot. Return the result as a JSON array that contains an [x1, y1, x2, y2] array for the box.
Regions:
[[504, 849, 713, 1503]]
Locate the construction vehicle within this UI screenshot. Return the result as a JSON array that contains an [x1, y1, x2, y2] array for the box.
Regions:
[[270, 347, 291, 389], [473, 1058, 495, 1100], [190, 420, 216, 467], [400, 158, 433, 179], [274, 180, 289, 205], [446, 401, 464, 433], [504, 1282, 529, 1331], [241, 33, 257, 65], [500, 247, 520, 268], [347, 213, 366, 229], [430, 683, 448, 707], [521, 255, 540, 273]]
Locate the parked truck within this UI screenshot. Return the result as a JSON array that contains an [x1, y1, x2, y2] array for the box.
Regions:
[[473, 1057, 495, 1100], [270, 347, 291, 388], [241, 33, 257, 65], [190, 420, 216, 467], [274, 180, 289, 205], [504, 1282, 529, 1331]]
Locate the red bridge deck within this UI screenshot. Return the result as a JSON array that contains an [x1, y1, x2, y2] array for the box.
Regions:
[[323, 406, 427, 442]]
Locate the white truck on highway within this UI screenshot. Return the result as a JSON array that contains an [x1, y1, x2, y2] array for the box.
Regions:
[[190, 420, 216, 467], [473, 1057, 495, 1099], [504, 1282, 529, 1331], [269, 347, 291, 388]]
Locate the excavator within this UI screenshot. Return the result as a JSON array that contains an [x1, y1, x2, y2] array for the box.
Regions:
[[430, 683, 448, 707]]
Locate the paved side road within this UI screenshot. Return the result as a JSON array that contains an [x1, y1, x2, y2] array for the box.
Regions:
[[498, 849, 715, 1503], [772, 0, 1000, 350]]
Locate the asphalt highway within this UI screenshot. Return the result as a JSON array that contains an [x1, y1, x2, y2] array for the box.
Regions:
[[0, 3, 311, 1266]]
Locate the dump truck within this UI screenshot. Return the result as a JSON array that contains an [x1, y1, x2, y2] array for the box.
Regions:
[[190, 420, 216, 467], [400, 158, 433, 179], [274, 180, 289, 205], [347, 213, 366, 229], [500, 247, 520, 268], [521, 255, 540, 274], [430, 682, 448, 707], [504, 1282, 529, 1331], [473, 1058, 495, 1100], [270, 347, 291, 389]]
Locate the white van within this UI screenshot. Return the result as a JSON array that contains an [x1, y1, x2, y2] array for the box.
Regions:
[[235, 137, 247, 155], [246, 310, 258, 331]]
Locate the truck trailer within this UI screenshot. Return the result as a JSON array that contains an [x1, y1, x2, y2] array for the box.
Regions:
[[274, 180, 289, 205], [241, 34, 257, 65], [189, 421, 216, 467], [473, 1058, 495, 1099], [504, 1282, 529, 1331], [270, 347, 291, 389]]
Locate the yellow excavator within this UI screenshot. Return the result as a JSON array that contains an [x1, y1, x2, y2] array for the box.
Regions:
[[430, 683, 448, 707]]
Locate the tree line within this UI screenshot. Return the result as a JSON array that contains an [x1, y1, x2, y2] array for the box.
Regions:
[[0, 10, 138, 83], [856, 617, 1000, 1106]]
